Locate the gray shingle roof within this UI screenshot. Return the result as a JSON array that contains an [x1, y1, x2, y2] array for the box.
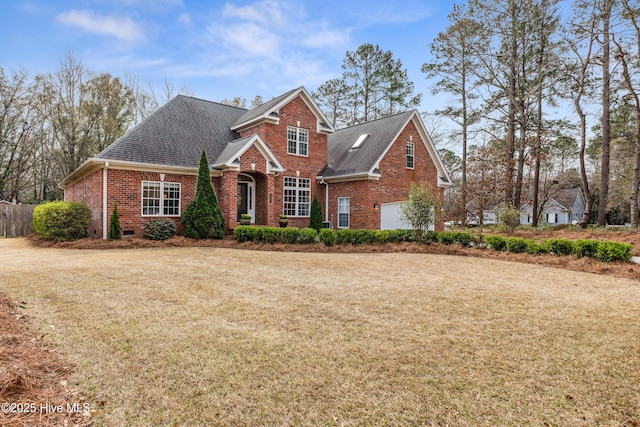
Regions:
[[553, 186, 582, 211], [97, 95, 247, 168], [231, 87, 300, 129], [322, 110, 415, 178]]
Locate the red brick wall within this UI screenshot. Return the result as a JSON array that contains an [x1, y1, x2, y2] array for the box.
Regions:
[[65, 170, 103, 237], [326, 119, 444, 230], [239, 95, 328, 227]]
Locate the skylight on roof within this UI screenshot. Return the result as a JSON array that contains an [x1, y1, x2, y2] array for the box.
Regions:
[[351, 134, 369, 149]]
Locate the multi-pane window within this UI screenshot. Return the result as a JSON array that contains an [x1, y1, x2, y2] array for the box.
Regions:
[[287, 126, 309, 156], [283, 177, 311, 216], [142, 181, 181, 216], [338, 197, 350, 228], [406, 141, 415, 169]]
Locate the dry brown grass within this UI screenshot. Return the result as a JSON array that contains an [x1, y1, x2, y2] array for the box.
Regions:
[[1, 238, 639, 426]]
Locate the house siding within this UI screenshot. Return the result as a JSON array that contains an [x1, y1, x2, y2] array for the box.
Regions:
[[327, 120, 444, 231], [238, 95, 328, 229]]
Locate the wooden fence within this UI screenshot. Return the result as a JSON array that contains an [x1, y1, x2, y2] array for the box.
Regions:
[[0, 204, 36, 237]]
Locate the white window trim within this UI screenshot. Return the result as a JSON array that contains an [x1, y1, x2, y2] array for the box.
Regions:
[[283, 176, 311, 217], [338, 197, 350, 229], [141, 180, 181, 217], [406, 141, 415, 169], [287, 126, 309, 157]]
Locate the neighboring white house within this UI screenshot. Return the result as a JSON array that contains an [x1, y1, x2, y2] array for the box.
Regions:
[[520, 186, 586, 225]]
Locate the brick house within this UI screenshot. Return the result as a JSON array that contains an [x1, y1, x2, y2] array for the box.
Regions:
[[60, 86, 451, 239]]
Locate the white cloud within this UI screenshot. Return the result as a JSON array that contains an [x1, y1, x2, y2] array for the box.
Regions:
[[178, 13, 191, 25], [55, 10, 146, 42], [222, 0, 286, 26]]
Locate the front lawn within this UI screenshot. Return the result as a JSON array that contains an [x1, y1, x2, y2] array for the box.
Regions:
[[1, 238, 639, 426]]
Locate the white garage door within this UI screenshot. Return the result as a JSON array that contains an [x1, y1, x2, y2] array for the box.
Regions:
[[380, 201, 412, 230]]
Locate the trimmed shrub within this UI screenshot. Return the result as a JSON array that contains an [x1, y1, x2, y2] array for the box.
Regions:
[[374, 230, 390, 244], [233, 225, 255, 242], [282, 227, 301, 244], [543, 238, 575, 256], [505, 237, 528, 253], [335, 229, 355, 245], [525, 239, 543, 255], [485, 235, 506, 251], [319, 228, 336, 246], [259, 227, 282, 244], [596, 241, 633, 262], [353, 230, 376, 244], [143, 218, 177, 241], [298, 227, 318, 244], [108, 203, 122, 240], [423, 230, 438, 243], [32, 201, 91, 242], [437, 231, 456, 245], [387, 229, 414, 243], [574, 239, 600, 258]]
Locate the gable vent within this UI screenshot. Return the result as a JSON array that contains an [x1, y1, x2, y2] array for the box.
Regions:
[[351, 134, 369, 150]]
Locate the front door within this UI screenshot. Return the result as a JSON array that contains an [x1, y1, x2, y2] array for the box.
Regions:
[[237, 176, 255, 223]]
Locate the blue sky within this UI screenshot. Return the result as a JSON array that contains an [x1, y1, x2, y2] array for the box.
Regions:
[[1, 0, 456, 112]]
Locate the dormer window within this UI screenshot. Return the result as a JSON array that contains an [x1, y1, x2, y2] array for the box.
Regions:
[[287, 126, 308, 156]]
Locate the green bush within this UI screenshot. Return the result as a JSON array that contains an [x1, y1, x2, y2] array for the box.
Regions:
[[525, 239, 543, 255], [282, 227, 301, 244], [32, 201, 92, 242], [259, 227, 282, 244], [485, 235, 506, 251], [543, 238, 575, 256], [374, 230, 390, 244], [182, 151, 225, 239], [387, 229, 414, 243], [505, 237, 528, 253], [298, 228, 318, 244], [574, 239, 600, 258], [596, 241, 633, 262], [143, 218, 177, 240], [353, 230, 377, 244], [309, 196, 323, 232], [108, 203, 122, 240], [233, 225, 256, 242], [437, 231, 456, 245], [498, 208, 521, 234], [319, 228, 336, 246], [335, 229, 354, 244]]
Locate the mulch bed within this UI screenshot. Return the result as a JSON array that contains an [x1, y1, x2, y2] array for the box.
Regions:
[[0, 293, 91, 427]]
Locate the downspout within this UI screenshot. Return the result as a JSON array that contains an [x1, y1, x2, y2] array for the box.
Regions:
[[324, 180, 329, 223], [102, 162, 109, 240]]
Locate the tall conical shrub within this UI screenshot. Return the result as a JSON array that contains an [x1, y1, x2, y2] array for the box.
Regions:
[[309, 196, 323, 231], [182, 151, 225, 239], [108, 203, 122, 240]]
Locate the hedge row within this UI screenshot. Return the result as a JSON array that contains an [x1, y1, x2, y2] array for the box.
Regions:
[[234, 226, 633, 263], [484, 235, 633, 262], [32, 201, 92, 242]]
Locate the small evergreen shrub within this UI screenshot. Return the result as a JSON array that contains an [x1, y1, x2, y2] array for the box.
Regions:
[[282, 227, 300, 244], [543, 238, 575, 256], [374, 230, 390, 244], [32, 201, 92, 242], [596, 241, 633, 262], [498, 208, 521, 234], [143, 218, 177, 240], [574, 239, 600, 258], [259, 227, 282, 244], [233, 225, 256, 242], [298, 227, 318, 244], [353, 230, 376, 244], [525, 239, 543, 255], [319, 228, 336, 246], [108, 203, 122, 240], [437, 231, 456, 245], [387, 229, 414, 243], [505, 237, 528, 253], [309, 196, 323, 232], [423, 230, 438, 243], [485, 235, 506, 251]]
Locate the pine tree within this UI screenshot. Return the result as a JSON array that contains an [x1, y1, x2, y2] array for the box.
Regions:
[[108, 203, 122, 240], [309, 196, 323, 231], [182, 151, 225, 239]]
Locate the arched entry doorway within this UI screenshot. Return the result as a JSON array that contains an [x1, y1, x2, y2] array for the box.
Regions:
[[237, 173, 256, 223]]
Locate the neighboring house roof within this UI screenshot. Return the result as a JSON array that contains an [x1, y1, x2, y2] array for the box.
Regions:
[[319, 110, 451, 186], [97, 95, 247, 168], [553, 186, 583, 211]]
